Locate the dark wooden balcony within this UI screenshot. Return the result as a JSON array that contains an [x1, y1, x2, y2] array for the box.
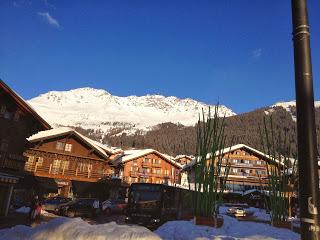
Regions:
[[24, 149, 113, 182], [0, 151, 26, 171]]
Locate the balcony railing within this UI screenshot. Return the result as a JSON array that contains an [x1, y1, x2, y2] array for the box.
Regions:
[[24, 162, 111, 181], [0, 151, 26, 171], [129, 171, 139, 177]]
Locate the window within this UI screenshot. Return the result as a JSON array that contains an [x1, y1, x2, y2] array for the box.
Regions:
[[61, 161, 69, 170], [232, 168, 242, 174], [257, 170, 266, 175], [141, 167, 150, 174], [143, 158, 151, 163], [153, 159, 161, 165], [139, 178, 145, 183], [36, 157, 43, 166], [131, 166, 139, 172], [56, 142, 65, 151], [26, 156, 35, 165], [13, 111, 20, 121], [65, 143, 72, 152], [0, 105, 6, 114], [164, 169, 169, 176], [256, 160, 263, 165], [0, 139, 9, 152], [133, 159, 138, 166], [171, 168, 175, 176], [52, 159, 61, 174], [153, 168, 161, 174]]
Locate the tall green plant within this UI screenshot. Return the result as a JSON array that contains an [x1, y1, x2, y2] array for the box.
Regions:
[[260, 116, 296, 223], [191, 105, 231, 218]]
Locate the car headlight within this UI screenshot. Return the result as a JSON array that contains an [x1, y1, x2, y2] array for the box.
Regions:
[[151, 219, 161, 223]]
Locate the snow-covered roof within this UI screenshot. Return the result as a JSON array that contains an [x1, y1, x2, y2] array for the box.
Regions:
[[27, 127, 111, 159], [182, 143, 286, 171], [113, 148, 182, 168], [80, 135, 122, 155], [175, 155, 194, 160]]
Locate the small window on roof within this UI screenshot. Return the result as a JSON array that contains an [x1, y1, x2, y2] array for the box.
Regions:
[[56, 142, 65, 151], [65, 143, 72, 152]]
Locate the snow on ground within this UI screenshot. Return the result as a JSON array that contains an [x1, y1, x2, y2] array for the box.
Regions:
[[15, 206, 30, 214], [155, 215, 299, 240], [0, 217, 160, 240]]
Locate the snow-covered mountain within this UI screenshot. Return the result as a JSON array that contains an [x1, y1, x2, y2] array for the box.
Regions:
[[27, 87, 236, 136], [265, 100, 320, 121]]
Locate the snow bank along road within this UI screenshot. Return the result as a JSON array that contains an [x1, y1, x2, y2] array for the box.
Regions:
[[1, 215, 300, 240], [155, 215, 299, 240], [0, 217, 160, 240]]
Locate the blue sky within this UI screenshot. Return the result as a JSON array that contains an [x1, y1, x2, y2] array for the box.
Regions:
[[1, 0, 319, 113]]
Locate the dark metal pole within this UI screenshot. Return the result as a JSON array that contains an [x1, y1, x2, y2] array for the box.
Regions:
[[291, 0, 320, 239]]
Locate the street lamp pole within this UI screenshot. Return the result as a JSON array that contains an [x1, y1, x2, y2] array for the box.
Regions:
[[291, 0, 320, 239]]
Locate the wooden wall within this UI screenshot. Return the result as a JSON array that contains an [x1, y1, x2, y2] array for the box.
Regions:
[[0, 89, 47, 171]]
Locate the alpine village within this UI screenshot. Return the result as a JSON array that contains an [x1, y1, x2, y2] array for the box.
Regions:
[[0, 79, 319, 238]]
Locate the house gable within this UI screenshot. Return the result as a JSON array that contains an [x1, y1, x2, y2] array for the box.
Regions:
[[28, 133, 109, 160]]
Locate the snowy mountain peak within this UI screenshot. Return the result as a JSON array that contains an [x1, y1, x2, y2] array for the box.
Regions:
[[265, 100, 320, 121], [272, 100, 320, 109], [28, 87, 236, 135]]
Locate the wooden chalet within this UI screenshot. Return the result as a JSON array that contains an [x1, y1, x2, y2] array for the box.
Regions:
[[180, 144, 281, 192], [24, 127, 116, 197], [112, 149, 182, 185], [0, 79, 51, 216], [174, 155, 194, 165]]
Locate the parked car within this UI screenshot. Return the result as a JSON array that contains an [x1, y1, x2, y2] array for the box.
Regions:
[[227, 207, 247, 217], [42, 197, 72, 212], [56, 198, 100, 218], [102, 198, 127, 215]]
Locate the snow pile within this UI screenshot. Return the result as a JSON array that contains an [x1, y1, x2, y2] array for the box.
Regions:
[[27, 87, 236, 136], [40, 209, 58, 218], [155, 215, 299, 240], [0, 217, 160, 240], [249, 207, 270, 221], [15, 206, 30, 214]]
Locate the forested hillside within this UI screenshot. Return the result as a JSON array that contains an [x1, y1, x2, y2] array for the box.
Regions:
[[74, 106, 320, 156]]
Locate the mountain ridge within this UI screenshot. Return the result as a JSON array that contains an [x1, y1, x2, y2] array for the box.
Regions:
[[28, 87, 236, 135], [26, 87, 320, 156]]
